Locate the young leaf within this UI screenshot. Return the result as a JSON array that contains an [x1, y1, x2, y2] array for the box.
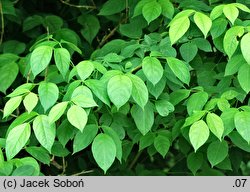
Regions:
[[76, 61, 94, 81], [154, 134, 171, 158], [3, 96, 23, 118], [186, 91, 208, 115], [71, 86, 97, 108], [223, 4, 239, 25], [189, 120, 210, 152], [234, 111, 250, 144], [73, 124, 98, 154], [206, 113, 224, 140], [54, 48, 70, 78], [167, 57, 190, 85], [48, 102, 68, 123], [92, 133, 116, 173], [240, 32, 250, 65], [187, 152, 203, 175], [126, 73, 148, 109], [38, 81, 59, 112], [131, 103, 154, 135], [6, 123, 31, 160], [237, 64, 250, 93], [33, 115, 55, 152], [207, 140, 228, 167], [23, 92, 38, 114], [193, 12, 212, 38], [30, 45, 53, 77], [142, 56, 163, 85], [107, 74, 132, 109], [67, 105, 88, 132], [142, 1, 162, 24]]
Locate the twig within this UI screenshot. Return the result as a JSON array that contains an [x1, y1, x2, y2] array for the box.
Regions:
[[128, 151, 142, 170], [51, 159, 63, 170], [59, 0, 96, 9], [71, 169, 94, 176], [97, 26, 119, 48], [0, 0, 4, 45], [0, 109, 17, 118]]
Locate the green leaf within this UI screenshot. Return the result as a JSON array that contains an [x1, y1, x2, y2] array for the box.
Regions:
[[51, 141, 70, 157], [131, 103, 154, 135], [225, 54, 245, 76], [78, 15, 100, 44], [14, 157, 40, 176], [158, 0, 174, 19], [169, 89, 191, 105], [48, 102, 68, 123], [3, 96, 23, 118], [71, 86, 97, 108], [189, 120, 210, 152], [76, 61, 95, 81], [241, 32, 250, 65], [147, 77, 166, 99], [183, 110, 206, 128], [126, 73, 148, 109], [33, 115, 55, 152], [207, 140, 228, 167], [234, 111, 250, 144], [30, 46, 53, 77], [223, 4, 239, 25], [44, 15, 63, 32], [238, 64, 250, 93], [193, 12, 212, 38], [155, 99, 174, 117], [57, 120, 75, 147], [167, 57, 190, 85], [233, 3, 250, 13], [180, 42, 198, 62], [169, 16, 190, 45], [107, 74, 132, 109], [154, 134, 171, 158], [0, 62, 18, 93], [54, 48, 70, 78], [223, 26, 244, 58], [229, 131, 250, 152], [206, 113, 224, 140], [6, 123, 31, 160], [73, 124, 98, 154], [210, 18, 228, 39], [221, 108, 238, 136], [187, 91, 208, 115], [7, 83, 34, 98], [210, 5, 224, 20], [92, 133, 116, 173], [142, 1, 162, 24], [23, 92, 38, 113], [99, 0, 126, 15], [187, 152, 203, 175], [26, 147, 50, 165], [12, 165, 36, 176], [142, 56, 163, 85], [67, 105, 88, 132]]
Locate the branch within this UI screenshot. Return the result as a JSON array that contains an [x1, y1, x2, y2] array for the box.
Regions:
[[59, 0, 96, 9], [71, 169, 94, 176]]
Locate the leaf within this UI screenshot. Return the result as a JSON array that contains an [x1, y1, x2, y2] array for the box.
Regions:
[[6, 123, 31, 160], [223, 26, 244, 58], [189, 120, 210, 152], [225, 54, 245, 76], [187, 152, 203, 175], [91, 133, 116, 173], [210, 18, 228, 39], [71, 86, 97, 108], [241, 32, 250, 65], [33, 115, 55, 152], [221, 108, 238, 136], [73, 124, 98, 154], [229, 131, 250, 152], [23, 92, 38, 113], [139, 132, 155, 151], [99, 0, 126, 15], [0, 62, 18, 93], [147, 77, 166, 99], [207, 140, 228, 167], [48, 102, 68, 123], [30, 45, 53, 77], [26, 147, 50, 165], [238, 64, 250, 93], [3, 96, 23, 118], [169, 89, 191, 105], [158, 0, 174, 19], [12, 165, 36, 176], [193, 12, 212, 37], [67, 105, 88, 132], [167, 57, 190, 85], [76, 61, 94, 81], [183, 110, 206, 128], [154, 134, 171, 158], [180, 42, 198, 62], [107, 75, 132, 109], [126, 73, 148, 109], [234, 111, 250, 144], [38, 81, 59, 112], [169, 16, 190, 45], [54, 48, 70, 78], [223, 4, 239, 25], [142, 1, 162, 24], [78, 15, 100, 44], [155, 99, 174, 117], [131, 103, 154, 135], [142, 56, 163, 85], [51, 141, 70, 157], [57, 120, 75, 147], [206, 113, 224, 140], [210, 4, 224, 20], [187, 91, 208, 115]]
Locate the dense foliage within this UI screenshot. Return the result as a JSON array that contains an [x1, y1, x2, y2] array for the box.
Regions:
[[1, 0, 250, 176]]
